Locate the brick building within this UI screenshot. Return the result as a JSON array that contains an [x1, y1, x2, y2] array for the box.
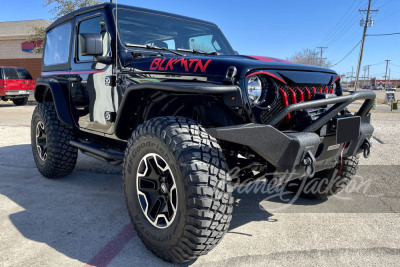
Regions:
[[0, 19, 51, 81]]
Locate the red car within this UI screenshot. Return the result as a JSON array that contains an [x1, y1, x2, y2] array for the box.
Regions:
[[0, 66, 35, 106]]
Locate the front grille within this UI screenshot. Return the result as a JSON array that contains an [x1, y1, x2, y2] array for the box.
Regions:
[[259, 84, 336, 124]]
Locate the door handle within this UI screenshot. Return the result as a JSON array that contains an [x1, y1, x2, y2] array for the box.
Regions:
[[68, 77, 82, 82]]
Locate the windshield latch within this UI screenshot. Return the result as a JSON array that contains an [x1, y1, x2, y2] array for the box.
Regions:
[[223, 66, 238, 85]]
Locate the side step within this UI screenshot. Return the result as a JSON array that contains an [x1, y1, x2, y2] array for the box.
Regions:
[[70, 140, 125, 166]]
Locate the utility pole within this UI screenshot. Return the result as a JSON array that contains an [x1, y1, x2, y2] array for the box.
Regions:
[[384, 60, 391, 90], [351, 66, 354, 86], [317, 47, 327, 67], [354, 0, 378, 91]]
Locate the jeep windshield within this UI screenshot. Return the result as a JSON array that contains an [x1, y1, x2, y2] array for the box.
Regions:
[[115, 9, 235, 55]]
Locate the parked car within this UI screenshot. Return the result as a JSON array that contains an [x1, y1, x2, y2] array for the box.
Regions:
[[372, 85, 383, 90], [0, 67, 35, 105]]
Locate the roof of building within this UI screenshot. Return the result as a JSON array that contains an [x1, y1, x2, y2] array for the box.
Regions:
[[0, 19, 52, 38]]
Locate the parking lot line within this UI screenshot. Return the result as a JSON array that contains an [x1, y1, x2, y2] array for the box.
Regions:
[[84, 223, 136, 267]]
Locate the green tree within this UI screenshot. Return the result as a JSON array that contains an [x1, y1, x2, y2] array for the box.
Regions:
[[27, 0, 104, 52]]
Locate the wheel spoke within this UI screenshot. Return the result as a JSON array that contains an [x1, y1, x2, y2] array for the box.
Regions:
[[138, 178, 158, 192], [148, 196, 163, 220], [35, 121, 48, 162]]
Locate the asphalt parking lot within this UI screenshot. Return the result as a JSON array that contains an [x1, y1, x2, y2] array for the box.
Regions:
[[1, 101, 400, 267]]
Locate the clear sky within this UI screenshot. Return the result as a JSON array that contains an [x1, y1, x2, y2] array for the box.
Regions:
[[2, 0, 400, 79]]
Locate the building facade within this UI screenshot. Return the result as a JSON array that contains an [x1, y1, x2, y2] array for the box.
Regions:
[[0, 19, 51, 81]]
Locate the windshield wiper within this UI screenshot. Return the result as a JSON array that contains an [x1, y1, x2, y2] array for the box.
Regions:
[[125, 43, 185, 57], [176, 48, 219, 55]]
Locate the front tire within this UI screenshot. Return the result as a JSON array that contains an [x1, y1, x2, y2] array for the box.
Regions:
[[12, 96, 28, 106], [285, 156, 359, 199], [123, 117, 233, 263], [31, 103, 78, 178]]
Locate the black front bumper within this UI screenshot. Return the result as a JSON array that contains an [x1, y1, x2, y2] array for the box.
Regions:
[[207, 91, 375, 175]]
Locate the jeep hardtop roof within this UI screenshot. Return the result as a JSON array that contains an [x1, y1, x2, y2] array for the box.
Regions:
[[47, 3, 218, 32]]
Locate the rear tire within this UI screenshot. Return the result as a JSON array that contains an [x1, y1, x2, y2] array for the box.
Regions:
[[285, 156, 359, 199], [123, 116, 233, 263], [31, 102, 78, 178], [12, 96, 28, 106]]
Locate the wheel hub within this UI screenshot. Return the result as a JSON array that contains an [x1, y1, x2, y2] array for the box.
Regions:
[[36, 121, 47, 161], [136, 153, 178, 229]]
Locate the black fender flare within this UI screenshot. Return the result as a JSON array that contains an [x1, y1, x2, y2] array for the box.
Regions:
[[114, 82, 241, 140], [34, 81, 74, 128]]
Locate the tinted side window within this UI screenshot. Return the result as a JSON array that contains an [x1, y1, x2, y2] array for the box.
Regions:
[[78, 16, 109, 61], [17, 69, 33, 80], [43, 23, 72, 66], [0, 68, 3, 80], [4, 68, 20, 79]]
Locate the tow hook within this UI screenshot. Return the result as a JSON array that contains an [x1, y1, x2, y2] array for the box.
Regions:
[[361, 139, 371, 158], [302, 151, 316, 178]]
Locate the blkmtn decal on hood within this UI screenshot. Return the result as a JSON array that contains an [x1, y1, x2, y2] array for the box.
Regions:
[[131, 54, 337, 79], [150, 58, 212, 73]]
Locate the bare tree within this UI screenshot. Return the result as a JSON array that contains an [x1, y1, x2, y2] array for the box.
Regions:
[[27, 0, 103, 52], [44, 0, 104, 20], [288, 48, 332, 68]]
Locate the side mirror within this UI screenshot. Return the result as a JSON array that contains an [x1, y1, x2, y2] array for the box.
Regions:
[[79, 33, 103, 56], [233, 50, 239, 55]]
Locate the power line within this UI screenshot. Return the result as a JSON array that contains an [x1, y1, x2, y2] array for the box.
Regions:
[[319, 0, 364, 46], [331, 40, 361, 67], [367, 32, 400, 36], [376, 0, 394, 10], [323, 14, 362, 47]]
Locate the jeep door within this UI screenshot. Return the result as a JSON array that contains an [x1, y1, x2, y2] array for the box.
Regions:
[[70, 13, 116, 135]]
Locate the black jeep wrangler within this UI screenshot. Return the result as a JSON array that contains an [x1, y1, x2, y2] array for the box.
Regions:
[[31, 3, 375, 263]]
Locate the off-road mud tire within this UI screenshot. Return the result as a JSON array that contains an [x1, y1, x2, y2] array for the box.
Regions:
[[31, 102, 78, 178], [123, 116, 233, 263]]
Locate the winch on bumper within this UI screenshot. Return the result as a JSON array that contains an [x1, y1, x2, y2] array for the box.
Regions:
[[207, 91, 375, 178]]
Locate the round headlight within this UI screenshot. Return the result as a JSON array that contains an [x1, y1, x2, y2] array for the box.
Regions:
[[247, 76, 263, 104]]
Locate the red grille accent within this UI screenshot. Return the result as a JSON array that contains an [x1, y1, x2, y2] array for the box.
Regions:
[[279, 87, 291, 120], [288, 87, 297, 104], [296, 87, 304, 102], [304, 87, 311, 100], [271, 84, 338, 124]]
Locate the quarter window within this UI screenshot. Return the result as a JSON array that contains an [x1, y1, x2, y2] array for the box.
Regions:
[[43, 23, 72, 66], [4, 68, 19, 79], [17, 69, 33, 80]]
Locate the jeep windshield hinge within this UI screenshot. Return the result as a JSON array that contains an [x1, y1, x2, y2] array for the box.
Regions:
[[223, 66, 238, 85]]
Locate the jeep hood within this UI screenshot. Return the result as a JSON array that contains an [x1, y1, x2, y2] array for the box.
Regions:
[[129, 54, 338, 84]]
